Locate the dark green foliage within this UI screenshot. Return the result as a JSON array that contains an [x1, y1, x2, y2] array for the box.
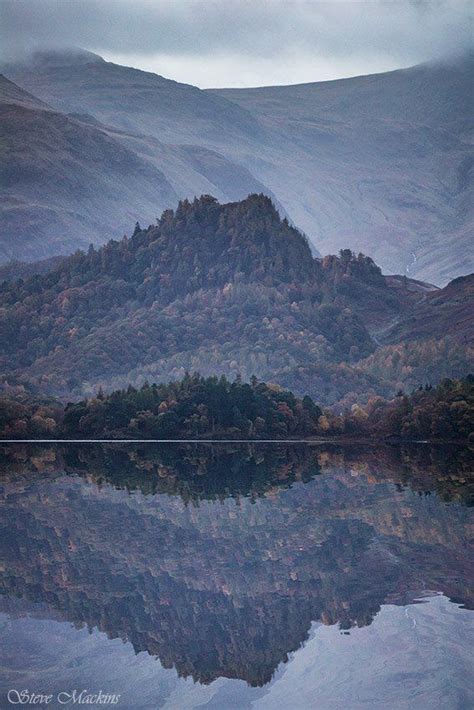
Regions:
[[0, 374, 320, 440], [60, 373, 321, 440]]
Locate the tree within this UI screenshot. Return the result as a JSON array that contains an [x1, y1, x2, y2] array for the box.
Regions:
[[133, 221, 142, 236]]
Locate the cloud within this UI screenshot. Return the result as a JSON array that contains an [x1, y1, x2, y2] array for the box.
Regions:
[[1, 0, 472, 87]]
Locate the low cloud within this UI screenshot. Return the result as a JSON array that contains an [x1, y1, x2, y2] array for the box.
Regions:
[[1, 0, 471, 86]]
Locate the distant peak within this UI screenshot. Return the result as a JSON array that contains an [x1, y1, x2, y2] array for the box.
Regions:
[[13, 47, 105, 69]]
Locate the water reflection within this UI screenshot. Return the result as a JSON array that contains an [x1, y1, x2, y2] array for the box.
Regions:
[[0, 443, 472, 707]]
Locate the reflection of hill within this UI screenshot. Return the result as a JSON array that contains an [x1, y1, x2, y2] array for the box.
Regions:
[[0, 444, 472, 686]]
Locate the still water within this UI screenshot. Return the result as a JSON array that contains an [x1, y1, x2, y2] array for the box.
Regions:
[[0, 443, 472, 709]]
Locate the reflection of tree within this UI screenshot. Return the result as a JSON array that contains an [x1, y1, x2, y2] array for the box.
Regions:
[[0, 444, 472, 686], [3, 441, 470, 504], [63, 442, 321, 502]]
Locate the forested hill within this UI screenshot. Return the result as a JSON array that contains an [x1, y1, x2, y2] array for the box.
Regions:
[[0, 195, 472, 404], [4, 194, 316, 295], [85, 193, 317, 293]]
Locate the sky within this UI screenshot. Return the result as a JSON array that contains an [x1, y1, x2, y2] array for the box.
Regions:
[[0, 0, 472, 88]]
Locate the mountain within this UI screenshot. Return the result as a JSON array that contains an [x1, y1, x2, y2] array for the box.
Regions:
[[0, 195, 471, 405], [1, 48, 265, 148], [0, 74, 177, 261], [0, 69, 275, 263], [214, 55, 473, 286], [3, 48, 472, 284], [383, 273, 474, 345], [0, 255, 64, 282], [0, 72, 50, 110]]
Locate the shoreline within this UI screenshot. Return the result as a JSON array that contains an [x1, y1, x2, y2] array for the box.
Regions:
[[0, 437, 470, 445]]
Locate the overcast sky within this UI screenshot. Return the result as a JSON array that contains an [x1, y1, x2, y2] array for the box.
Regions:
[[1, 0, 472, 87]]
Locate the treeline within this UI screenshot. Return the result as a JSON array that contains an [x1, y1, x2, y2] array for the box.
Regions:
[[341, 375, 474, 441], [0, 374, 321, 440], [62, 374, 323, 439], [0, 374, 472, 441]]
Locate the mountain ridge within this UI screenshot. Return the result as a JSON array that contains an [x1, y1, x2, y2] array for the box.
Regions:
[[213, 53, 473, 285]]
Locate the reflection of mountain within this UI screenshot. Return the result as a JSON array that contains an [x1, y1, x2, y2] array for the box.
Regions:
[[0, 445, 472, 686]]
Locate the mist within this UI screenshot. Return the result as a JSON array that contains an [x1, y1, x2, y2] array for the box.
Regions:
[[1, 0, 471, 87]]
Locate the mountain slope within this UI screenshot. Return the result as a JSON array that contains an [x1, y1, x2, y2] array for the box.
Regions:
[[214, 55, 473, 285], [383, 274, 474, 346], [0, 195, 470, 404], [4, 49, 472, 284], [0, 71, 277, 263], [0, 74, 178, 261], [2, 48, 264, 148], [0, 72, 50, 110]]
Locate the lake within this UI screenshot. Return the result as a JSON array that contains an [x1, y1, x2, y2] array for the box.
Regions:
[[0, 443, 472, 709]]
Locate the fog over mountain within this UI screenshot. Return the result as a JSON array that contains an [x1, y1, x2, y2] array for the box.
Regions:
[[1, 48, 472, 284], [1, 0, 471, 87]]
